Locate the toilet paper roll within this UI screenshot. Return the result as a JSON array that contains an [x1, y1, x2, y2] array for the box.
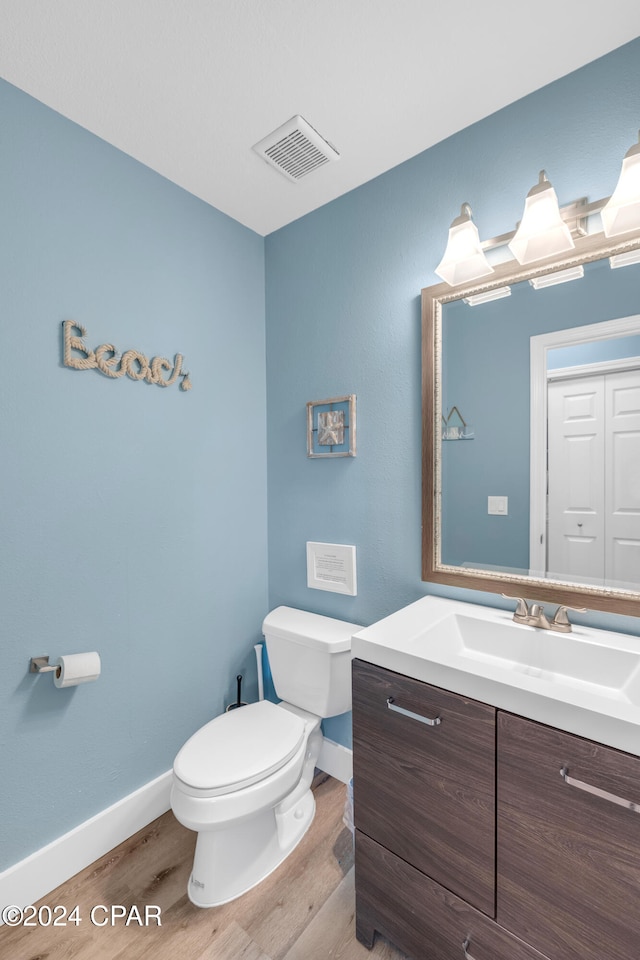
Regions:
[[53, 652, 101, 688]]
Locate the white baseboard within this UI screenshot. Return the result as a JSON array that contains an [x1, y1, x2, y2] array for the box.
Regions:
[[1, 738, 353, 919], [0, 770, 172, 919], [317, 737, 353, 784]]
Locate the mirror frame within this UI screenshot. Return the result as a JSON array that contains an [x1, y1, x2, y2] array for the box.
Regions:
[[422, 226, 640, 617]]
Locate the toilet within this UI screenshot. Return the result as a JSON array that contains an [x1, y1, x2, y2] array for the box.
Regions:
[[170, 605, 361, 908]]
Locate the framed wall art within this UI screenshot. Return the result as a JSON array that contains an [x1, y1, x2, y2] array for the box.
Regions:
[[306, 394, 356, 458]]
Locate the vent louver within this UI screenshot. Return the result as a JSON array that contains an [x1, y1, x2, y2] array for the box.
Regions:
[[252, 115, 340, 182]]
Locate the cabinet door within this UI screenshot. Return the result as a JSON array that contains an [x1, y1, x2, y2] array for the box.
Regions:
[[497, 712, 640, 960], [356, 830, 550, 960], [352, 659, 496, 916]]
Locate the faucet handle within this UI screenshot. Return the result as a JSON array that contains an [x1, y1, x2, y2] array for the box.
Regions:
[[550, 604, 587, 632], [502, 595, 529, 621]]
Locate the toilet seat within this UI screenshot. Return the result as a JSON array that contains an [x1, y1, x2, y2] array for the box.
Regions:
[[173, 700, 306, 797]]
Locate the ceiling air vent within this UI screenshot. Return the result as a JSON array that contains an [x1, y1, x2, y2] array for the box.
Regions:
[[252, 115, 340, 182]]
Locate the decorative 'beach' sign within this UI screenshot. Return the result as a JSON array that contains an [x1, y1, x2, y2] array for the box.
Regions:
[[62, 320, 192, 391]]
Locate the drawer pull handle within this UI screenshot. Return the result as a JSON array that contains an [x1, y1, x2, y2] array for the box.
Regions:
[[462, 937, 477, 960], [560, 767, 640, 813], [387, 697, 441, 726]]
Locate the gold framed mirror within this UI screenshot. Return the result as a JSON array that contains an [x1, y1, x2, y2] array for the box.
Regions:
[[422, 228, 640, 616]]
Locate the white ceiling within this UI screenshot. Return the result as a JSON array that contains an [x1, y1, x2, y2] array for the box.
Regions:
[[1, 2, 639, 236]]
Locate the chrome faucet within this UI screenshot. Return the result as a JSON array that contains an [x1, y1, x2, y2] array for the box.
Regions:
[[502, 596, 586, 633]]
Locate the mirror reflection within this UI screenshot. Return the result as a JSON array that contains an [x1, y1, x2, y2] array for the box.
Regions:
[[429, 245, 640, 610], [441, 256, 640, 587]]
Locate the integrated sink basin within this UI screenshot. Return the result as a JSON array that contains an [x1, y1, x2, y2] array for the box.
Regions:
[[351, 596, 640, 756], [420, 612, 640, 702]]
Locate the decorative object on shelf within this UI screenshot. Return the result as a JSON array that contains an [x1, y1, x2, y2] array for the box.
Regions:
[[434, 131, 640, 287], [442, 406, 474, 440], [307, 394, 356, 457], [62, 320, 192, 390]]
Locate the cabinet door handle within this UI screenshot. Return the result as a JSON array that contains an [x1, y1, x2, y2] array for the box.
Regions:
[[462, 937, 477, 960], [386, 697, 441, 726], [560, 766, 640, 813]]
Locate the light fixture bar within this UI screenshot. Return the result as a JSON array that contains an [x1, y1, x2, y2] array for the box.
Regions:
[[463, 286, 512, 306], [528, 265, 584, 290]]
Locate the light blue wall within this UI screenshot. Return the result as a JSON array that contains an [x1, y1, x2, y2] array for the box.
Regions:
[[549, 334, 640, 368], [0, 80, 267, 868], [265, 38, 640, 748]]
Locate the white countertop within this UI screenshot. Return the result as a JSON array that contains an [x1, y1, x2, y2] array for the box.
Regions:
[[352, 595, 640, 757]]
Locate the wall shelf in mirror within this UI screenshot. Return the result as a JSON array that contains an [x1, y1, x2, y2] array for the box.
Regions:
[[422, 227, 640, 616], [442, 405, 474, 441]]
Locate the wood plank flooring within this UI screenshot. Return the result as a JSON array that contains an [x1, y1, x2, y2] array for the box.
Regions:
[[1, 775, 407, 960]]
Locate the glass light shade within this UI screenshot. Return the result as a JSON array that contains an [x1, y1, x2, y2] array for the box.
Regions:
[[435, 203, 494, 286], [508, 171, 574, 265], [601, 134, 640, 238]]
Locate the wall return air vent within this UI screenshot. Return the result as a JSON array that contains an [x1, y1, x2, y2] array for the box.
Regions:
[[252, 115, 340, 182]]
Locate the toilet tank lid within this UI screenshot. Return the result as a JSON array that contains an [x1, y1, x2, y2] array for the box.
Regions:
[[262, 606, 363, 653]]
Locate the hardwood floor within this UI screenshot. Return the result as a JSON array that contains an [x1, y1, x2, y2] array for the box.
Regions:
[[1, 775, 407, 960]]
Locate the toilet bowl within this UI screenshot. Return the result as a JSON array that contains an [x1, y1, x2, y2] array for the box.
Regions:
[[170, 606, 362, 907]]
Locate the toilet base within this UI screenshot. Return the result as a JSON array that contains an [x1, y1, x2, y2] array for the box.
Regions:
[[188, 786, 316, 907]]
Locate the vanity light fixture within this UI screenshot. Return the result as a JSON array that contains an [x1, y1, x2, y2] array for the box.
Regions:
[[435, 136, 640, 288], [435, 203, 494, 286], [463, 285, 512, 306], [601, 131, 640, 238], [508, 171, 575, 265], [528, 265, 584, 290]]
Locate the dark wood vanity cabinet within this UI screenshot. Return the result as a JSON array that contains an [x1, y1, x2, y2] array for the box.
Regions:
[[497, 712, 640, 960], [356, 831, 549, 960], [353, 659, 640, 960], [352, 658, 496, 915]]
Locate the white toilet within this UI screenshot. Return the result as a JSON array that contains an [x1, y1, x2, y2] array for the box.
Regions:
[[170, 605, 361, 908]]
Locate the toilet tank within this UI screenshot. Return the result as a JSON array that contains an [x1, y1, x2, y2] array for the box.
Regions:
[[262, 606, 363, 717]]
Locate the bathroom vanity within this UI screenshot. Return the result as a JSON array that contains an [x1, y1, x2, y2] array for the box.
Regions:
[[351, 596, 640, 960]]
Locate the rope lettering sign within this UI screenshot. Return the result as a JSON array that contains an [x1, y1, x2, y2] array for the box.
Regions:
[[62, 320, 192, 391]]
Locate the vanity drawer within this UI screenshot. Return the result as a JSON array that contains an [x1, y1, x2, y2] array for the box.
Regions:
[[356, 830, 550, 960], [352, 659, 496, 916], [497, 712, 640, 960]]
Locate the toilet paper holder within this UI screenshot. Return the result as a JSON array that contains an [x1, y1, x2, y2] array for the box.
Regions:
[[30, 652, 101, 688], [29, 656, 59, 674]]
